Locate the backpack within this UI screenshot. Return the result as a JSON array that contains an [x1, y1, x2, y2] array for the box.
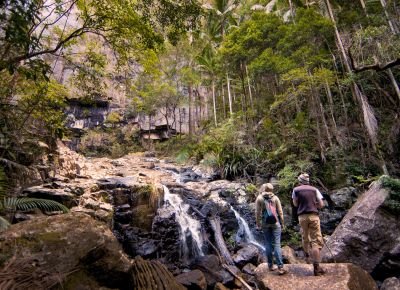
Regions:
[[263, 196, 278, 225]]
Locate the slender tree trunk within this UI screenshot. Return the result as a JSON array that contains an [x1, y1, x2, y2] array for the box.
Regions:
[[325, 0, 378, 146], [380, 0, 398, 34], [324, 81, 339, 139], [245, 65, 254, 110], [226, 73, 233, 115], [387, 68, 400, 102], [359, 0, 367, 15], [212, 79, 218, 126], [188, 83, 194, 137]]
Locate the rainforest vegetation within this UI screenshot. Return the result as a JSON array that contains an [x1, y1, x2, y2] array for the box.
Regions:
[[1, 0, 399, 189]]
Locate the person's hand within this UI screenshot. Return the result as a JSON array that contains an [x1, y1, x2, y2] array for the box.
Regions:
[[282, 224, 286, 231]]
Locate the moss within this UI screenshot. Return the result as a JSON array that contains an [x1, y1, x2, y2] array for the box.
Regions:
[[380, 176, 400, 216]]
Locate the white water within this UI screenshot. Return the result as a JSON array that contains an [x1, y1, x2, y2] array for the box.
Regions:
[[230, 206, 265, 251], [162, 185, 204, 258]]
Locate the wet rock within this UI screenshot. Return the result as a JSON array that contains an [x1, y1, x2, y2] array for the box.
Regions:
[[381, 277, 400, 290], [254, 263, 377, 290], [176, 269, 207, 290], [22, 186, 78, 208], [114, 210, 133, 224], [97, 177, 138, 190], [242, 263, 257, 275], [329, 187, 357, 209], [214, 282, 229, 290], [319, 209, 346, 234], [191, 255, 235, 288], [13, 212, 30, 223], [282, 246, 303, 264], [233, 244, 260, 268], [321, 181, 400, 280]]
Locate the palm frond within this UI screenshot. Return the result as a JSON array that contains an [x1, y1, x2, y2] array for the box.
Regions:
[[0, 216, 10, 231], [2, 197, 68, 213]]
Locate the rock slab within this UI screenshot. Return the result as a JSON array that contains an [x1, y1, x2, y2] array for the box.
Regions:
[[321, 181, 400, 280], [254, 263, 377, 290]]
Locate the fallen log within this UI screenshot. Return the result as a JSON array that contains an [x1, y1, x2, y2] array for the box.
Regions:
[[209, 216, 235, 266]]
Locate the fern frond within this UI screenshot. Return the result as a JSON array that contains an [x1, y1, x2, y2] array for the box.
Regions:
[[0, 216, 10, 231], [15, 198, 69, 213]]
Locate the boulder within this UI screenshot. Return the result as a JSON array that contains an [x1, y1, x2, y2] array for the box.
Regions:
[[321, 181, 400, 280], [0, 212, 184, 290], [329, 187, 357, 209], [381, 277, 400, 290], [175, 269, 207, 290], [254, 263, 377, 290], [282, 246, 303, 264], [191, 255, 235, 287], [0, 212, 131, 289], [242, 263, 257, 275], [22, 186, 78, 208], [233, 244, 259, 268]]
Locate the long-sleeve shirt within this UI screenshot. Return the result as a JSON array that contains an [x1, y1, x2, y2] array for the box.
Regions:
[[255, 192, 284, 228]]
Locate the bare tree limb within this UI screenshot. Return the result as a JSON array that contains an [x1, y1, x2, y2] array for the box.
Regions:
[[348, 49, 400, 73]]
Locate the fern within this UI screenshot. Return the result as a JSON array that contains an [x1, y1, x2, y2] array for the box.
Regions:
[[0, 216, 10, 231], [1, 197, 68, 213]]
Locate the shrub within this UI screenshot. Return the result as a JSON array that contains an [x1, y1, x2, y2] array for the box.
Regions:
[[380, 176, 400, 216]]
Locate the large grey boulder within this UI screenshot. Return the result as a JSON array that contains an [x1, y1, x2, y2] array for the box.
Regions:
[[254, 263, 377, 290], [321, 181, 400, 280], [0, 212, 184, 290], [329, 187, 357, 209]]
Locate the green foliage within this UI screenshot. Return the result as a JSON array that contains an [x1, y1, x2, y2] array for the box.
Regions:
[[277, 160, 314, 196], [380, 176, 400, 216], [105, 112, 123, 124]]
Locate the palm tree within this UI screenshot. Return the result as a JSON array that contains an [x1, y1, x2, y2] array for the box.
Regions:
[[197, 43, 219, 126]]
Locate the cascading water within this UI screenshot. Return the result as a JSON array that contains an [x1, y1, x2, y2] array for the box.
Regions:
[[230, 206, 265, 251], [162, 185, 204, 260]]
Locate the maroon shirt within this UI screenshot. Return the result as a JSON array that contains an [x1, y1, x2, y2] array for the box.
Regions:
[[292, 184, 322, 215]]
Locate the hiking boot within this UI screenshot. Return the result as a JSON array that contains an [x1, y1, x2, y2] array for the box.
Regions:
[[278, 267, 287, 275], [305, 253, 311, 264], [269, 265, 278, 271], [313, 264, 327, 276]]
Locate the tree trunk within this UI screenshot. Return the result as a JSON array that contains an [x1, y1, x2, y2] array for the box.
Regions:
[[222, 85, 227, 118], [325, 0, 378, 146], [212, 79, 218, 126], [387, 68, 400, 102], [245, 65, 254, 110], [188, 83, 194, 137], [209, 217, 234, 265], [380, 0, 398, 34], [226, 73, 233, 115]]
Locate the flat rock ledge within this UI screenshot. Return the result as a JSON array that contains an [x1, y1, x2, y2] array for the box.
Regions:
[[254, 263, 377, 290]]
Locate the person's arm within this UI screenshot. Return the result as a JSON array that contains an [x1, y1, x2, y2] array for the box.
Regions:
[[316, 188, 324, 208], [255, 196, 262, 228], [292, 189, 298, 207], [275, 197, 285, 228]]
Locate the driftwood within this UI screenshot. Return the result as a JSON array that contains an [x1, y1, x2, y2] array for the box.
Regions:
[[130, 256, 185, 290], [209, 217, 235, 266]]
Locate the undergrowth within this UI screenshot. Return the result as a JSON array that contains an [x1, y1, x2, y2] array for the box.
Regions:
[[380, 176, 400, 216]]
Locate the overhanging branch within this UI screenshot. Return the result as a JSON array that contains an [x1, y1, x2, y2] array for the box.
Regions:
[[349, 49, 400, 73]]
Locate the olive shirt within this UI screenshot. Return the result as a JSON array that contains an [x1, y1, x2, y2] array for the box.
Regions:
[[255, 192, 285, 228]]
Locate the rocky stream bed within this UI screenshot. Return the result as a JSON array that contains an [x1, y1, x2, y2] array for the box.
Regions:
[[0, 143, 399, 290]]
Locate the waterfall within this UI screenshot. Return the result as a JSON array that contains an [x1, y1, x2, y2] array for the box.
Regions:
[[162, 185, 204, 259], [230, 206, 265, 251]]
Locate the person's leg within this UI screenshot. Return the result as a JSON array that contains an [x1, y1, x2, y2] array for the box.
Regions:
[[272, 224, 286, 275], [272, 224, 284, 268], [298, 215, 310, 256], [263, 227, 274, 269], [309, 215, 326, 276]]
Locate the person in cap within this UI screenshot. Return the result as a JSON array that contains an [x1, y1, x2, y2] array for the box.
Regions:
[[255, 183, 287, 275], [292, 173, 326, 276]]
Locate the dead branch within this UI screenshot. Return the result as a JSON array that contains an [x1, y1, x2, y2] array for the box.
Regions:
[[348, 49, 400, 73]]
